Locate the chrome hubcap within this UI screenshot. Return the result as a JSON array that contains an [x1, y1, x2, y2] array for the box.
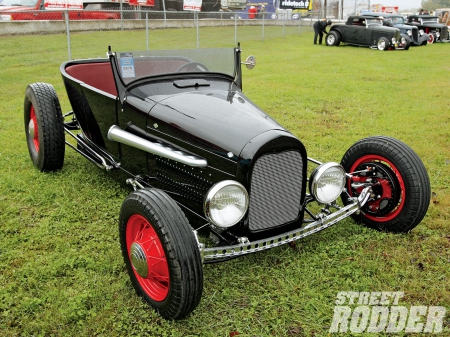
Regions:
[[28, 119, 35, 139], [130, 242, 148, 278]]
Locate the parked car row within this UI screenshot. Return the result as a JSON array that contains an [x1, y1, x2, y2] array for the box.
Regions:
[[326, 14, 450, 50], [406, 14, 450, 44], [362, 12, 429, 46]]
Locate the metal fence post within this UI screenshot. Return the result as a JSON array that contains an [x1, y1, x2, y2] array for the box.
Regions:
[[262, 15, 265, 41], [120, 0, 124, 31], [162, 0, 167, 28], [196, 11, 199, 48], [146, 11, 149, 50], [64, 11, 71, 60], [234, 14, 237, 46]]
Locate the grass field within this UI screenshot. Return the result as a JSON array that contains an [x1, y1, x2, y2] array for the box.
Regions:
[[0, 27, 449, 337]]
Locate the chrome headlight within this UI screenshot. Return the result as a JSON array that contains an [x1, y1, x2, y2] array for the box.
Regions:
[[309, 163, 346, 204], [407, 30, 412, 36], [401, 37, 407, 44], [436, 31, 440, 38], [391, 37, 397, 44], [204, 181, 249, 228], [419, 29, 424, 35]]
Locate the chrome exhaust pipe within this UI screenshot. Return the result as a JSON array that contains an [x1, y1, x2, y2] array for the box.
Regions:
[[107, 125, 207, 168]]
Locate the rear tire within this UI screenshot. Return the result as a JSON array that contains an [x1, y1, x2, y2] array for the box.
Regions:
[[326, 31, 341, 46], [341, 136, 430, 233], [24, 82, 65, 172], [119, 188, 203, 320]]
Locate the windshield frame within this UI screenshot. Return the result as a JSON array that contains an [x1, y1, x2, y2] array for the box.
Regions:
[[365, 18, 383, 26], [108, 46, 242, 106], [112, 48, 237, 87]]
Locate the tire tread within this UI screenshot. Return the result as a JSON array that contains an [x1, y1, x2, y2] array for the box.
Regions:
[[341, 136, 430, 233]]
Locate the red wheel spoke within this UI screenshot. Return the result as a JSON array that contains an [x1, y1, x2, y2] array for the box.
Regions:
[[349, 155, 405, 222], [126, 214, 170, 301], [30, 106, 39, 152]]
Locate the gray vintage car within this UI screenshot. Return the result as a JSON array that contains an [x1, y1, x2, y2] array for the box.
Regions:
[[362, 12, 429, 46], [326, 15, 410, 50], [406, 15, 450, 43]]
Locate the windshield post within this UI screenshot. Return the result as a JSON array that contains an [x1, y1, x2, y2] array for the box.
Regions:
[[108, 47, 126, 107], [234, 43, 242, 90]]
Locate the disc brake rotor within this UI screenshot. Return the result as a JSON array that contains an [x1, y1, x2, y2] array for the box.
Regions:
[[352, 162, 400, 216]]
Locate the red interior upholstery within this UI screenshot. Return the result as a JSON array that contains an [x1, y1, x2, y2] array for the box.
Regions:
[[65, 62, 117, 96]]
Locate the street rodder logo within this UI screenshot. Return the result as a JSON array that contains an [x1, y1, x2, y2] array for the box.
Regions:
[[329, 292, 446, 333]]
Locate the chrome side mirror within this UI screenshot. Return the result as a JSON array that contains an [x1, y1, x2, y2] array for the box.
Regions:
[[242, 55, 256, 69]]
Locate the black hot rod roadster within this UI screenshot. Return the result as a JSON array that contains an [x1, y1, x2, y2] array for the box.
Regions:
[[24, 46, 431, 319]]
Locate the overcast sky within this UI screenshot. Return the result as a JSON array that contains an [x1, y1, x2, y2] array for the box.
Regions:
[[390, 0, 423, 11], [345, 1, 424, 13]]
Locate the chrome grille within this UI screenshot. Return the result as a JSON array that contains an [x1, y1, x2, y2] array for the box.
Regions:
[[412, 29, 419, 43], [441, 26, 449, 40], [248, 150, 303, 232]]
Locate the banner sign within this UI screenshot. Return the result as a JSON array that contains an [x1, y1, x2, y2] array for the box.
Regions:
[[279, 0, 311, 10], [183, 0, 202, 11]]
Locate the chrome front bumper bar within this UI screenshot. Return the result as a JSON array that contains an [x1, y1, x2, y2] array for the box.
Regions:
[[198, 187, 371, 262]]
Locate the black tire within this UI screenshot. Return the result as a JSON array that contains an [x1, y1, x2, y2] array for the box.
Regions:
[[119, 188, 203, 320], [341, 136, 430, 233], [326, 31, 341, 46], [24, 82, 65, 172], [401, 36, 411, 50], [377, 37, 390, 51]]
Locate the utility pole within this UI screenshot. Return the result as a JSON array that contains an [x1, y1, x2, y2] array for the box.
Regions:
[[341, 0, 344, 19], [324, 0, 328, 18]]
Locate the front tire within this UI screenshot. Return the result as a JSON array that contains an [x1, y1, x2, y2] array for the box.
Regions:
[[24, 82, 65, 172], [119, 189, 203, 320], [341, 136, 430, 233], [377, 37, 389, 51], [400, 36, 411, 50]]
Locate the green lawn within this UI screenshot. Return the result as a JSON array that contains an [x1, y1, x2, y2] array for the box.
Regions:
[[0, 28, 449, 336]]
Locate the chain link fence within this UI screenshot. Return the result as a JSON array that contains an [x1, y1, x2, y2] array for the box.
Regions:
[[0, 9, 315, 58]]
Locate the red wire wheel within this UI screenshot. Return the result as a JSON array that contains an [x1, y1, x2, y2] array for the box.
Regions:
[[119, 189, 203, 320], [29, 105, 40, 153], [341, 136, 430, 233], [348, 154, 405, 222], [126, 214, 169, 302]]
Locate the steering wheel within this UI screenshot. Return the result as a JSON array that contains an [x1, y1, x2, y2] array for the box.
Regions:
[[176, 62, 209, 72]]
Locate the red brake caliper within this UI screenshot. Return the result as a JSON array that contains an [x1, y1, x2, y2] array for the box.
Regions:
[[349, 156, 405, 222]]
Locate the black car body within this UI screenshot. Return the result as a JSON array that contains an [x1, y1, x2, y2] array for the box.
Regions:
[[362, 12, 429, 46], [406, 15, 450, 43], [326, 16, 409, 50], [24, 46, 430, 319]]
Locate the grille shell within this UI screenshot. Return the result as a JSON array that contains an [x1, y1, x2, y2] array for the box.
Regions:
[[412, 29, 419, 43], [248, 150, 304, 232]]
